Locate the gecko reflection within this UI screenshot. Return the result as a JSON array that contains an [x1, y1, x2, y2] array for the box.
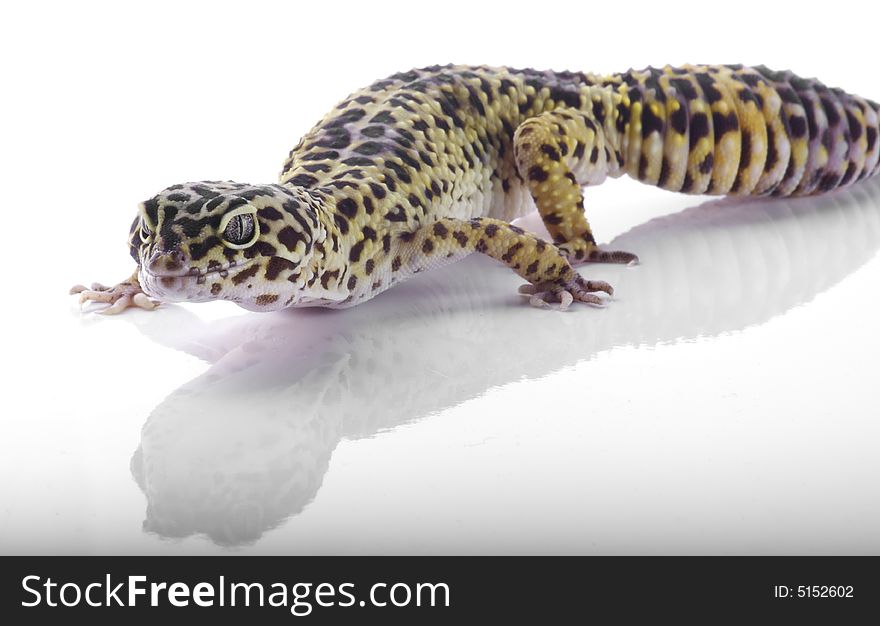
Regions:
[[129, 180, 880, 546]]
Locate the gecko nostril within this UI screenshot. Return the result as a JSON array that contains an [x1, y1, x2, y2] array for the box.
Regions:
[[168, 249, 186, 268], [147, 249, 187, 274], [162, 249, 186, 271]]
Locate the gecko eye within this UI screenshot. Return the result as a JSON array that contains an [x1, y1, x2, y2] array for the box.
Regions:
[[220, 207, 258, 249], [225, 214, 255, 244]]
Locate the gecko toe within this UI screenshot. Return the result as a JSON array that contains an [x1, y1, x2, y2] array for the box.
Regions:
[[79, 289, 114, 305], [574, 292, 606, 306], [98, 294, 132, 315], [132, 293, 159, 310], [583, 279, 613, 296]]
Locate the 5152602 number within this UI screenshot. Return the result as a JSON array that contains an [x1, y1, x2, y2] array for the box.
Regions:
[[773, 585, 854, 598]]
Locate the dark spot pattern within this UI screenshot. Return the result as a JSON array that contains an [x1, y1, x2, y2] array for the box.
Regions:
[[528, 166, 548, 182], [265, 256, 295, 280], [670, 106, 687, 134], [689, 113, 710, 148], [699, 153, 713, 174], [231, 264, 259, 286]]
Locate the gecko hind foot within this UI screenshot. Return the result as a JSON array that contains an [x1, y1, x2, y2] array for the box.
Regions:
[[70, 277, 158, 315], [519, 276, 613, 311]]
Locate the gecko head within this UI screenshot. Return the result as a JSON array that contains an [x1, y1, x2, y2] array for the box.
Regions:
[[131, 181, 325, 309]]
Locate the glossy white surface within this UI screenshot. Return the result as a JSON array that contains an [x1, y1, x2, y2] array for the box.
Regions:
[[2, 1, 879, 555]]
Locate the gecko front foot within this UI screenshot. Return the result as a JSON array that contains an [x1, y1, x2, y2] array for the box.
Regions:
[[519, 275, 613, 311], [70, 271, 158, 315]]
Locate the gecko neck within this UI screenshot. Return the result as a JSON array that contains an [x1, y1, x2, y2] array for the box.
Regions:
[[287, 188, 352, 305]]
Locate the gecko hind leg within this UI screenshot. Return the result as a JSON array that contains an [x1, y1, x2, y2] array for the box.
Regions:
[[514, 109, 639, 266]]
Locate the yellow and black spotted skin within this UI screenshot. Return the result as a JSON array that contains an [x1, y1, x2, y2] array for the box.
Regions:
[[73, 64, 880, 313]]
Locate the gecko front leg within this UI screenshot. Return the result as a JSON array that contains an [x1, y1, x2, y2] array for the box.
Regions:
[[395, 217, 612, 310], [70, 269, 159, 314]]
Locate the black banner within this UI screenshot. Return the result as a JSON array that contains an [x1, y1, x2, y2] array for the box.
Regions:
[[1, 557, 876, 622]]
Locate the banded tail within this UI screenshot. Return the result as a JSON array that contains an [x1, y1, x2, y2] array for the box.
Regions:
[[607, 64, 880, 197]]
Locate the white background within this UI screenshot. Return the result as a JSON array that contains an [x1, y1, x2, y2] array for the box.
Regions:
[[2, 0, 879, 554]]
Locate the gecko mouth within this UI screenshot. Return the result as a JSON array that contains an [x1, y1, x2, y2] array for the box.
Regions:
[[145, 259, 254, 284]]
